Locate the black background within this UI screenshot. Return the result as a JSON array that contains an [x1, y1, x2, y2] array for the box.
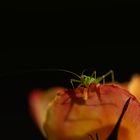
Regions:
[[1, 47, 140, 140], [1, 5, 140, 140]]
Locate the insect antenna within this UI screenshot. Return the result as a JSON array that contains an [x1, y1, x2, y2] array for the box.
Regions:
[[0, 68, 81, 79], [53, 69, 81, 79]]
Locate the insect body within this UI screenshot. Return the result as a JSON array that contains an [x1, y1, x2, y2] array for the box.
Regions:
[[70, 70, 114, 88], [54, 69, 114, 101], [0, 67, 114, 89]]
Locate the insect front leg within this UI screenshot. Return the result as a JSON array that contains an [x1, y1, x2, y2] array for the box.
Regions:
[[70, 79, 81, 88]]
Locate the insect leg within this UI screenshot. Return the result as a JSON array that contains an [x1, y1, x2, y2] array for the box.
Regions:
[[102, 70, 115, 84], [70, 79, 81, 88], [80, 69, 86, 76], [91, 70, 97, 79]]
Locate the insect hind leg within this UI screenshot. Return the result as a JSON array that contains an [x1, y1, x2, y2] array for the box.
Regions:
[[91, 70, 96, 79], [102, 70, 114, 84]]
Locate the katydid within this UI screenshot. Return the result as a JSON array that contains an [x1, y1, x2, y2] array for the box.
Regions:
[[52, 69, 115, 88], [52, 69, 115, 101], [0, 68, 115, 88]]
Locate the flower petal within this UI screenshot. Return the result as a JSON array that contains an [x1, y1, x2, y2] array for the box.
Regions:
[[29, 84, 140, 140], [28, 87, 66, 134]]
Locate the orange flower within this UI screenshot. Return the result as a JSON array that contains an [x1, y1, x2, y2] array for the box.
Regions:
[[123, 74, 140, 102], [29, 82, 140, 140]]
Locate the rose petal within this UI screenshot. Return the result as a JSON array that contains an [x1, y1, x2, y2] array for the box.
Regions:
[[117, 74, 140, 102], [29, 84, 140, 140], [127, 74, 140, 101], [28, 87, 66, 135]]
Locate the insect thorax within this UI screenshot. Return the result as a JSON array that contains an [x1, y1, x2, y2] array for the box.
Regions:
[[81, 75, 96, 86]]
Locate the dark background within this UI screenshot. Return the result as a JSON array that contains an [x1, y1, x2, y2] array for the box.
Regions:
[[1, 46, 140, 140], [1, 5, 140, 140]]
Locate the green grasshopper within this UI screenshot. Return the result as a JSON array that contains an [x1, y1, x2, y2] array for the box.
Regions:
[[0, 68, 114, 88], [57, 69, 115, 88]]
